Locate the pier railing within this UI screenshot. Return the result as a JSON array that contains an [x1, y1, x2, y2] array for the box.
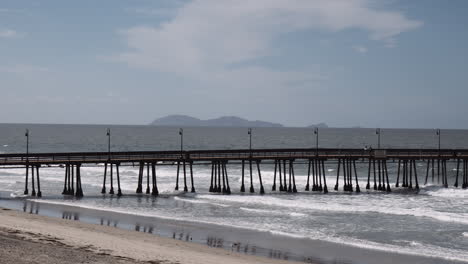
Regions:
[[1, 148, 467, 166]]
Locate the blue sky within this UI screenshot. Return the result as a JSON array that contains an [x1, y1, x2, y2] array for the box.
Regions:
[[0, 0, 467, 128]]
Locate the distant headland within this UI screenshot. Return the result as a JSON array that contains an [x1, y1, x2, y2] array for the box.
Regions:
[[149, 115, 332, 128], [150, 115, 284, 127]]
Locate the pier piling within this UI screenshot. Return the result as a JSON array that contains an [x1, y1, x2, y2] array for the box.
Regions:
[[151, 162, 158, 196], [240, 160, 245, 192], [256, 160, 265, 194]]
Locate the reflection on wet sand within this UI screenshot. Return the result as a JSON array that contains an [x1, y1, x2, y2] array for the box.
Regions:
[[62, 211, 79, 220], [99, 218, 118, 228], [13, 200, 308, 263], [22, 200, 39, 215]]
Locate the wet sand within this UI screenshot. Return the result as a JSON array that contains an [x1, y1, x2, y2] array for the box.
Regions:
[[0, 207, 294, 264]]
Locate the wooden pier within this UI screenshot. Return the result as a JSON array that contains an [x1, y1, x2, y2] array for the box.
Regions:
[[0, 148, 467, 197]]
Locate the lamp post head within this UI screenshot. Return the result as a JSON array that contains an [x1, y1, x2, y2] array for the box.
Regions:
[[25, 129, 29, 137], [248, 128, 252, 135], [314, 127, 318, 134], [179, 128, 183, 136], [436, 129, 440, 136], [376, 128, 380, 135], [106, 128, 110, 136]]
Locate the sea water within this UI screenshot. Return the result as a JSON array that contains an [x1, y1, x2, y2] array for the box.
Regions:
[[0, 123, 467, 263]]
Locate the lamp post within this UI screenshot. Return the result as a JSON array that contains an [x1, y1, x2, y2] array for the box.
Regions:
[[376, 128, 381, 149], [106, 128, 111, 159], [436, 129, 441, 153], [25, 129, 29, 159], [314, 127, 318, 155], [179, 128, 184, 153], [248, 128, 252, 153]]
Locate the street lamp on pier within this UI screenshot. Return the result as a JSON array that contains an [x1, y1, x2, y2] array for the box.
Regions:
[[25, 129, 29, 158], [436, 129, 441, 153], [106, 128, 111, 159], [376, 128, 381, 149], [179, 128, 184, 153], [248, 128, 252, 154], [314, 127, 319, 155]]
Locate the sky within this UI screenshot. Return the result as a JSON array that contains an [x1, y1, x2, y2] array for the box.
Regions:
[[0, 0, 467, 128]]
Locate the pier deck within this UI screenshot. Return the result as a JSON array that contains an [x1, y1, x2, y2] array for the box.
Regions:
[[0, 148, 467, 197]]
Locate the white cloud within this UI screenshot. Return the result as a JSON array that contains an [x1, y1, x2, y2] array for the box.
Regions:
[[116, 0, 422, 96], [353, 45, 368, 53], [118, 0, 421, 71], [128, 7, 179, 17], [0, 29, 20, 39], [0, 64, 51, 74]]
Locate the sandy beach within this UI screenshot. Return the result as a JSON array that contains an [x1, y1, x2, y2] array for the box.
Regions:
[[0, 207, 294, 264]]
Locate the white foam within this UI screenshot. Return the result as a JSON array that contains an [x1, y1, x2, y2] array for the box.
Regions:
[[174, 196, 230, 207], [425, 188, 468, 199], [239, 207, 280, 215], [198, 194, 468, 225], [29, 198, 468, 262]]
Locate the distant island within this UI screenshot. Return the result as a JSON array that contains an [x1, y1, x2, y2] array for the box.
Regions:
[[150, 115, 284, 127], [307, 122, 329, 128]]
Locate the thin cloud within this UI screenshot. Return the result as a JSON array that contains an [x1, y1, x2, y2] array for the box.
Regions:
[[0, 29, 21, 39], [0, 64, 51, 74], [353, 45, 368, 53], [115, 0, 422, 98], [118, 0, 422, 74]]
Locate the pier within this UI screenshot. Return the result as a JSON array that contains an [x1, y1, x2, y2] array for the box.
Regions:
[[0, 148, 467, 197]]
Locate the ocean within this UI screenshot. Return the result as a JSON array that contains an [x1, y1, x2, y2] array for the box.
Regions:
[[0, 123, 467, 264]]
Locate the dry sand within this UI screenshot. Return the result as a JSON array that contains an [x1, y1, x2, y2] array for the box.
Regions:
[[0, 208, 295, 264]]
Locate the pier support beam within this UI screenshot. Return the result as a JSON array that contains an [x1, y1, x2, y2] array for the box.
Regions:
[[183, 160, 188, 192], [372, 159, 377, 190], [36, 165, 42, 197], [151, 162, 158, 196], [256, 160, 265, 194], [136, 162, 143, 193], [31, 164, 36, 196], [75, 164, 83, 197], [24, 165, 29, 195], [321, 159, 328, 193], [249, 160, 254, 193], [273, 160, 278, 191], [278, 160, 284, 191], [464, 159, 468, 189], [335, 158, 341, 191], [366, 158, 371, 190], [353, 159, 360, 193], [175, 161, 180, 191], [240, 160, 245, 192], [454, 159, 460, 188], [116, 163, 122, 196], [283, 160, 287, 192], [222, 161, 230, 194], [384, 160, 391, 192], [101, 163, 107, 194], [396, 160, 401, 187], [412, 160, 419, 190], [109, 163, 114, 195], [209, 162, 214, 192], [146, 163, 151, 194], [190, 161, 195, 193]]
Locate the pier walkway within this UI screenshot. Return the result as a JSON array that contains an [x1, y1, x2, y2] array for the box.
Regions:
[[0, 148, 467, 197]]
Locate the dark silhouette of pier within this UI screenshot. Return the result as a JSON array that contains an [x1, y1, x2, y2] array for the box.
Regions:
[[1, 148, 467, 197]]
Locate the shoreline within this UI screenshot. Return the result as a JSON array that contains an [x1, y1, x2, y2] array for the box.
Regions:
[[0, 206, 295, 264], [0, 196, 463, 264]]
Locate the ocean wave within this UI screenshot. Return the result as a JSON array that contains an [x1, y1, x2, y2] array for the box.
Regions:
[[174, 196, 230, 207], [198, 194, 468, 225], [29, 198, 468, 262], [424, 188, 468, 199]]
